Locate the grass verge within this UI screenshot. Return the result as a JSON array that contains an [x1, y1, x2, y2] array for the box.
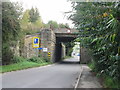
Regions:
[[103, 76, 119, 88], [0, 61, 51, 73], [64, 56, 72, 59], [0, 56, 52, 73]]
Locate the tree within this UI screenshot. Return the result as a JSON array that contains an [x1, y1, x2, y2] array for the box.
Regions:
[[20, 9, 44, 34], [2, 2, 23, 65], [59, 23, 70, 28], [20, 9, 30, 30], [64, 41, 75, 56], [70, 2, 120, 88], [47, 20, 59, 29], [29, 7, 40, 23]]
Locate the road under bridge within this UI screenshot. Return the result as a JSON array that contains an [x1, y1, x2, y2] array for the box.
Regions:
[[40, 28, 79, 62]]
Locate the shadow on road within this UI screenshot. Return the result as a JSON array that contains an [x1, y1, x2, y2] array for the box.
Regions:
[[59, 61, 80, 64]]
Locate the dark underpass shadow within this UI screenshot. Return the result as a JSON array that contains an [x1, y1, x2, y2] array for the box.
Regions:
[[59, 60, 80, 64]]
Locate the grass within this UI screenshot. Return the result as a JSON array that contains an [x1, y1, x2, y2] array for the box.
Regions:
[[0, 61, 51, 73], [88, 61, 95, 70], [103, 76, 119, 88], [88, 61, 120, 89], [64, 56, 72, 59]]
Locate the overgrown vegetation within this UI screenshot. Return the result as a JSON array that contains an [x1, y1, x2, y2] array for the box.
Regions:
[[20, 8, 44, 34], [70, 2, 120, 88], [64, 41, 75, 56], [0, 56, 51, 73], [2, 2, 22, 65]]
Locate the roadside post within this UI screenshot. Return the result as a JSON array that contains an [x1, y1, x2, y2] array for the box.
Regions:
[[48, 52, 51, 57]]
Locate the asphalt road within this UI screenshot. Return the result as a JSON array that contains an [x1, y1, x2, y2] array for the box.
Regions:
[[2, 57, 82, 88]]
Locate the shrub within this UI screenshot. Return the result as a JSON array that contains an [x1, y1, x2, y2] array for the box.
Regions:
[[27, 57, 50, 63], [12, 56, 25, 63], [2, 44, 14, 65]]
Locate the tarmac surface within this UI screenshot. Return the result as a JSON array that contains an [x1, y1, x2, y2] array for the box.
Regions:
[[77, 65, 103, 88], [2, 57, 82, 88]]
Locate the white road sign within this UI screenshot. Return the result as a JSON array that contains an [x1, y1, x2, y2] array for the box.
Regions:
[[43, 48, 48, 52]]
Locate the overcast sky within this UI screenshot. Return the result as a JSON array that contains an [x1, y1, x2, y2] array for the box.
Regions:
[[10, 0, 74, 27]]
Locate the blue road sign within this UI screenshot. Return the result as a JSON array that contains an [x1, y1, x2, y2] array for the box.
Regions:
[[34, 38, 38, 44], [33, 37, 40, 48], [38, 48, 43, 50]]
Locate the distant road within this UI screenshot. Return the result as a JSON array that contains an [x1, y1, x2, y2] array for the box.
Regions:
[[2, 57, 81, 88]]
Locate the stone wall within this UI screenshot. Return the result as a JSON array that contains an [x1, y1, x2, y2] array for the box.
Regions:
[[40, 29, 56, 62], [11, 28, 67, 62], [23, 34, 40, 58], [80, 47, 91, 64]]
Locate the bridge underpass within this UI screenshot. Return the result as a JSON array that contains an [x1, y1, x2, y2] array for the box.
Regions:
[[55, 34, 78, 62], [40, 28, 79, 62], [54, 29, 79, 62], [23, 28, 79, 63]]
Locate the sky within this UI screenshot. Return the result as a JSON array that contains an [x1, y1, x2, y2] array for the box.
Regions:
[[10, 0, 74, 27]]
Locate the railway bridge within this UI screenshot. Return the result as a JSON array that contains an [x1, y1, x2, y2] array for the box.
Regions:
[[23, 28, 79, 62]]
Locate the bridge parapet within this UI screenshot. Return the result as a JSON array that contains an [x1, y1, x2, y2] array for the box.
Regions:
[[53, 28, 78, 34]]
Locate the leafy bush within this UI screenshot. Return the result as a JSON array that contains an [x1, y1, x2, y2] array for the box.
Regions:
[[70, 2, 120, 88], [27, 57, 50, 63], [12, 56, 25, 63], [2, 44, 14, 65]]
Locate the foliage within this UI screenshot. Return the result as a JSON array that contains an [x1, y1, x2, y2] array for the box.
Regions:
[[1, 56, 51, 73], [27, 57, 50, 63], [44, 21, 70, 29], [64, 41, 75, 56], [0, 61, 50, 73], [88, 60, 95, 70], [20, 9, 44, 34], [70, 2, 120, 88], [2, 44, 14, 65], [29, 7, 40, 23], [64, 56, 72, 59], [59, 23, 70, 28], [12, 56, 25, 63], [104, 76, 120, 88], [2, 2, 22, 65], [2, 2, 22, 42], [47, 20, 59, 29], [20, 10, 30, 29]]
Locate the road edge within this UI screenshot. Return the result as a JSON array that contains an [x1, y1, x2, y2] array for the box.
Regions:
[[74, 65, 83, 90], [1, 63, 55, 74]]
